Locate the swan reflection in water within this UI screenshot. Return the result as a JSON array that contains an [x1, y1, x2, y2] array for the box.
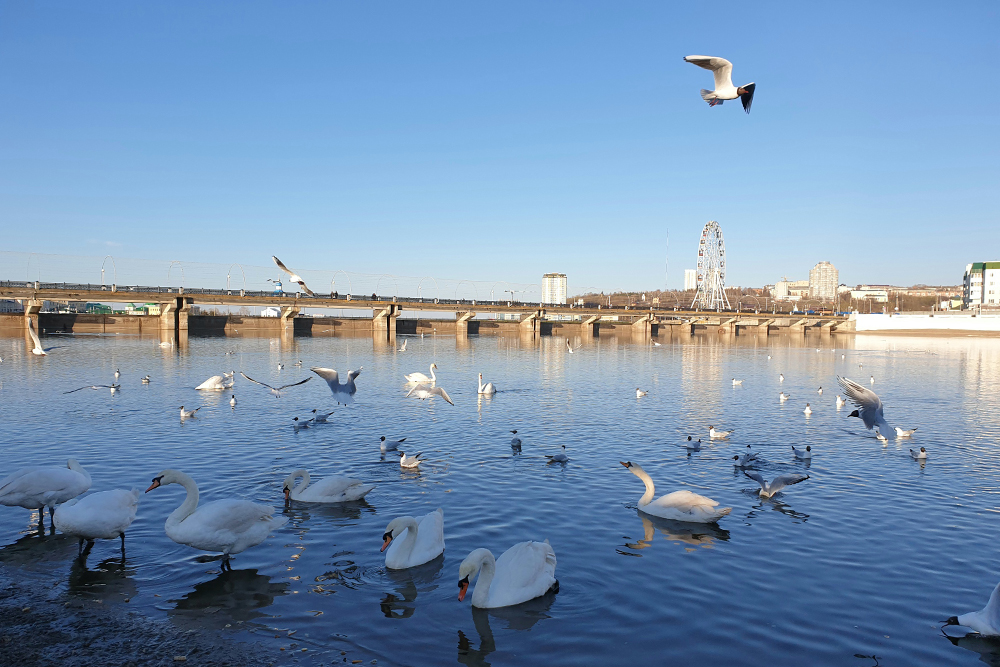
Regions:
[[282, 499, 375, 527], [0, 528, 76, 571], [457, 594, 556, 667], [169, 568, 289, 630], [618, 511, 730, 555], [945, 633, 1000, 666], [68, 555, 138, 602], [380, 557, 444, 619]]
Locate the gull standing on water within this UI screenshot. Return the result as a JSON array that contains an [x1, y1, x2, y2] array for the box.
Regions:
[[683, 55, 756, 113], [240, 372, 311, 398], [272, 256, 316, 296], [744, 471, 809, 499]]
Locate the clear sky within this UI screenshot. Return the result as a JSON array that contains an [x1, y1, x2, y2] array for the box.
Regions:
[[1, 2, 997, 292]]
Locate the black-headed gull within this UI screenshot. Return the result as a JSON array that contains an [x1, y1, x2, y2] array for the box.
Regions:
[[636, 388, 648, 398], [683, 55, 756, 113], [272, 256, 315, 296], [804, 403, 812, 415], [792, 445, 812, 460], [398, 451, 423, 469], [744, 471, 809, 498], [380, 436, 406, 453], [545, 446, 569, 463], [732, 446, 758, 468], [241, 372, 311, 398], [27, 319, 48, 355], [179, 406, 201, 419], [311, 409, 334, 423], [406, 383, 455, 405], [510, 430, 522, 452], [946, 582, 1000, 636], [895, 427, 917, 437], [708, 426, 733, 439], [910, 447, 927, 460], [838, 376, 893, 438], [685, 436, 702, 451], [311, 367, 361, 404], [779, 392, 790, 402]]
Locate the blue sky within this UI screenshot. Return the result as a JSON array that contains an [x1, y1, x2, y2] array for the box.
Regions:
[[1, 2, 997, 292]]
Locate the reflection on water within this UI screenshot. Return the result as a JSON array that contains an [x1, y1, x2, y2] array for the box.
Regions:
[[0, 529, 76, 571], [619, 511, 731, 554], [946, 634, 1000, 666], [457, 597, 555, 667], [169, 568, 289, 629], [68, 555, 138, 602], [380, 558, 443, 619]]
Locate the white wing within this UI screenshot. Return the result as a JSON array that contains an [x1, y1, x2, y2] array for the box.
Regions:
[[837, 376, 886, 430], [431, 387, 455, 405], [648, 489, 720, 512], [239, 372, 275, 391], [684, 55, 734, 91], [743, 470, 767, 491], [767, 474, 810, 494], [27, 319, 44, 351], [310, 367, 340, 387]]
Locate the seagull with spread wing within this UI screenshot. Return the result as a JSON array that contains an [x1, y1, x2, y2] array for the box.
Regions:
[[239, 372, 311, 398], [271, 256, 315, 296], [683, 55, 756, 113], [64, 384, 121, 395], [837, 375, 894, 438], [311, 367, 361, 404], [27, 319, 49, 355], [744, 471, 809, 499]]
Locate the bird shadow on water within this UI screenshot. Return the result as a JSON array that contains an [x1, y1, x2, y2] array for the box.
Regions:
[[945, 634, 1000, 666], [0, 528, 76, 572], [281, 499, 376, 527], [379, 558, 444, 619], [67, 554, 138, 603], [742, 496, 810, 523], [617, 511, 730, 556], [168, 568, 290, 630], [456, 595, 556, 667]]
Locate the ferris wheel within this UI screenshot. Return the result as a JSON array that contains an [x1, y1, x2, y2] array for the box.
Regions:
[[692, 220, 731, 311]]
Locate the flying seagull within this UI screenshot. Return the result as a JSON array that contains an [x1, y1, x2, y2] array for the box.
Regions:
[[837, 376, 893, 438], [683, 55, 756, 113], [64, 384, 120, 395], [271, 256, 315, 296], [239, 372, 311, 398], [27, 319, 48, 355], [406, 383, 455, 406], [311, 367, 361, 405], [744, 471, 809, 499]]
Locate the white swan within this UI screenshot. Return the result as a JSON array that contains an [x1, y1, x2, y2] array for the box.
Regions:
[[381, 508, 445, 569], [946, 582, 1000, 636], [196, 372, 234, 391], [27, 318, 47, 355], [406, 383, 454, 405], [405, 363, 437, 384], [458, 541, 558, 608], [620, 461, 731, 523], [0, 459, 91, 526], [145, 469, 287, 569], [282, 469, 374, 503], [311, 367, 361, 404], [54, 489, 139, 555], [478, 373, 497, 395], [683, 55, 756, 113]]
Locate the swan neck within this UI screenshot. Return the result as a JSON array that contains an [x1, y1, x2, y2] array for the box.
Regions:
[[294, 470, 310, 494], [471, 551, 496, 608], [632, 467, 655, 506], [397, 517, 420, 556], [167, 472, 200, 525], [429, 366, 436, 382], [67, 460, 91, 482]]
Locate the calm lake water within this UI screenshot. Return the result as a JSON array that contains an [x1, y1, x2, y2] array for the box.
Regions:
[[2, 330, 1000, 666]]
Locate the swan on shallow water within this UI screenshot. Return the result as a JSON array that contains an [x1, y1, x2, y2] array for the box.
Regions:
[[620, 461, 731, 523], [0, 459, 91, 527], [145, 469, 287, 570], [282, 469, 374, 503], [405, 363, 437, 384], [54, 489, 139, 556], [744, 471, 809, 499], [458, 541, 558, 608], [381, 508, 444, 569], [946, 581, 1000, 636]]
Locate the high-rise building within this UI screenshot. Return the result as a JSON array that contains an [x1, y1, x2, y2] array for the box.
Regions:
[[684, 269, 697, 291], [809, 261, 839, 301], [542, 273, 567, 305], [964, 261, 1000, 309]]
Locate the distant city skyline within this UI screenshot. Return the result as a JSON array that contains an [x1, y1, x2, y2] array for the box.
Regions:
[[1, 3, 996, 290]]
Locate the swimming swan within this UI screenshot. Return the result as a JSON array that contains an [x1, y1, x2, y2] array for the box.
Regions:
[[195, 372, 234, 391], [282, 469, 374, 503], [381, 508, 445, 569], [478, 373, 497, 395], [620, 461, 731, 523], [405, 363, 437, 384], [458, 541, 558, 608], [145, 469, 287, 569]]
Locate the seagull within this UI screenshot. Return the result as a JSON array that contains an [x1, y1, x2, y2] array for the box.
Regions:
[[271, 256, 315, 296], [510, 430, 522, 452], [870, 375, 875, 385], [293, 360, 302, 367], [398, 451, 422, 469], [652, 341, 661, 347], [836, 395, 846, 409], [277, 363, 284, 370], [837, 376, 893, 438], [817, 387, 823, 395], [792, 445, 812, 460], [179, 406, 200, 419], [64, 384, 120, 395], [398, 339, 407, 352], [636, 388, 648, 398], [311, 409, 334, 423], [744, 471, 809, 498], [804, 403, 812, 415], [732, 378, 743, 386], [779, 392, 790, 402], [685, 436, 702, 452], [114, 369, 120, 380], [779, 373, 784, 382], [945, 582, 1000, 636], [895, 427, 917, 438], [545, 445, 569, 463], [27, 319, 47, 355], [141, 375, 151, 384], [910, 447, 927, 460], [380, 436, 406, 453], [566, 340, 578, 354], [310, 367, 361, 405], [292, 416, 312, 430], [239, 372, 311, 398], [683, 55, 756, 113], [406, 383, 455, 405], [708, 426, 733, 440], [876, 431, 889, 444], [767, 355, 771, 360], [230, 395, 237, 407], [732, 446, 758, 468]]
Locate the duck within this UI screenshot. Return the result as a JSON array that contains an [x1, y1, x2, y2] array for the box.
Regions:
[[404, 363, 437, 384], [145, 470, 287, 570], [636, 388, 648, 398], [620, 461, 731, 523], [53, 489, 139, 556], [791, 445, 812, 460], [381, 508, 445, 569], [779, 392, 790, 402], [804, 403, 812, 415], [477, 373, 497, 395], [282, 469, 374, 503], [708, 426, 733, 439], [895, 427, 917, 438], [399, 451, 423, 469], [545, 446, 569, 463], [744, 471, 810, 499], [380, 436, 406, 453], [945, 582, 1000, 636], [0, 460, 91, 527], [910, 447, 927, 460], [458, 541, 558, 608]]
